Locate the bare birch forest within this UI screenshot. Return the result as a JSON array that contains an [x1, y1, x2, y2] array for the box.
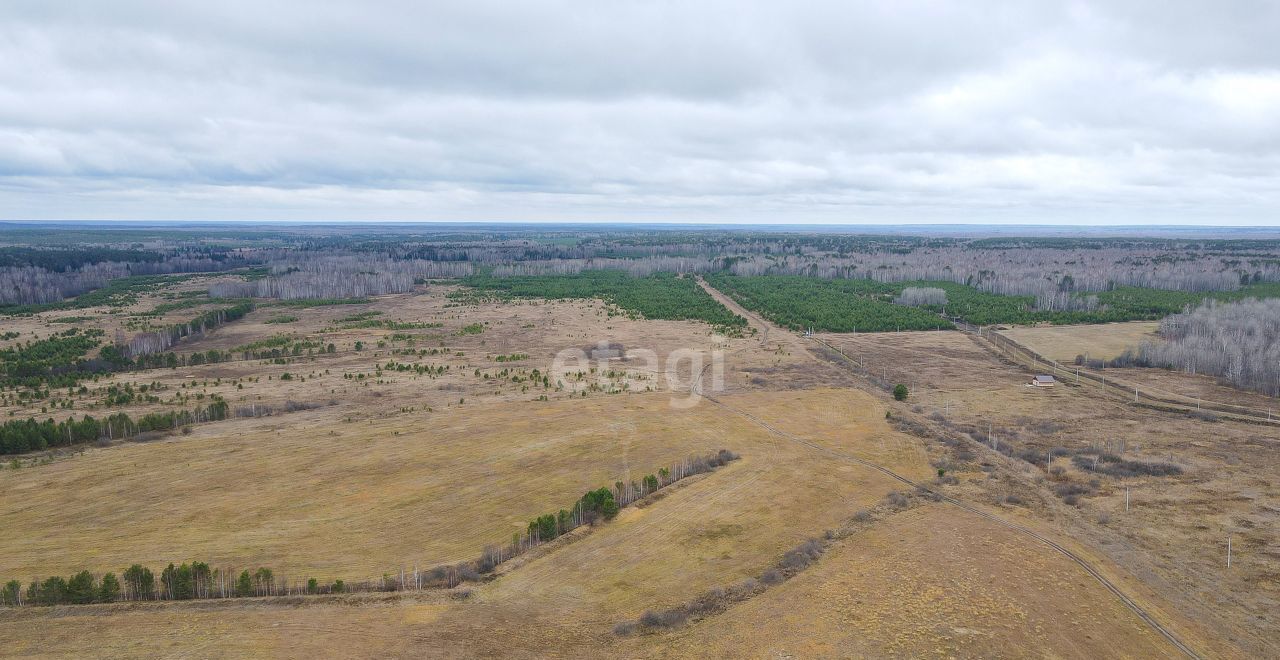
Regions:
[[1122, 298, 1280, 396], [6, 232, 1280, 309]]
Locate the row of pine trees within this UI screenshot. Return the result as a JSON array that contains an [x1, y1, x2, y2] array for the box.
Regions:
[[0, 563, 322, 607], [1, 399, 230, 455]]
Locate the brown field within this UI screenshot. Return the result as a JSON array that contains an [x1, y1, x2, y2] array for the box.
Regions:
[[1002, 321, 1160, 363], [816, 330, 1280, 658], [1, 279, 1277, 658], [645, 505, 1179, 658]]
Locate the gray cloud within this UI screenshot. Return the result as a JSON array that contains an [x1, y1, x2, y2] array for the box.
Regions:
[[1, 1, 1278, 224]]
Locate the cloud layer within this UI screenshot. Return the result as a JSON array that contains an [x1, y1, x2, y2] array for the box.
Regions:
[[2, 1, 1279, 224]]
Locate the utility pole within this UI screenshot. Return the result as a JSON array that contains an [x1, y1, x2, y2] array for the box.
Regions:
[[1125, 487, 1130, 512], [1227, 536, 1233, 568]]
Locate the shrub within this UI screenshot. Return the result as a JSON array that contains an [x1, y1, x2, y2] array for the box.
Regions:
[[893, 384, 909, 401], [1188, 410, 1219, 423], [1071, 455, 1181, 478], [884, 491, 910, 508], [780, 539, 824, 571], [638, 609, 687, 628]]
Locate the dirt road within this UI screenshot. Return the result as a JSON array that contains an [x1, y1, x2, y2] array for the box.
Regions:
[[695, 276, 1203, 659]]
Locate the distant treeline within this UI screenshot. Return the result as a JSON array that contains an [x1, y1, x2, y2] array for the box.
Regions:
[[7, 230, 1280, 314], [0, 449, 740, 607], [118, 302, 255, 359], [1, 255, 250, 309], [0, 399, 229, 455], [706, 273, 1280, 330], [0, 247, 164, 271]]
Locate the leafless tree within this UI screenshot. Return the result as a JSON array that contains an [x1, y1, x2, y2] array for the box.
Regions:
[[1120, 298, 1280, 396]]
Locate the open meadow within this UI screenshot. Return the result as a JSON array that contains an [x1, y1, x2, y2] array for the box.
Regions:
[[2, 230, 1279, 658], [1003, 321, 1161, 363], [6, 2, 1280, 654]]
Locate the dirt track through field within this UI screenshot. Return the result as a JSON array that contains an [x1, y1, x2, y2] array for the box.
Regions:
[[696, 277, 1201, 659]]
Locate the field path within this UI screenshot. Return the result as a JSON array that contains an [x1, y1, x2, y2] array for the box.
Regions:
[[695, 276, 809, 355], [696, 277, 1203, 660]]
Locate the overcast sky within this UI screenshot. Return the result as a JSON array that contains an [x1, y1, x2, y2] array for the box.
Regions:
[[2, 1, 1278, 225]]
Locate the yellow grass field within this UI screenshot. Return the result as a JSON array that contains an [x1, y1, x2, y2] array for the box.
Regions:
[[815, 329, 1280, 659], [0, 385, 919, 578], [2, 280, 1275, 658], [643, 505, 1180, 658], [0, 384, 1196, 658], [0, 387, 937, 657], [1002, 321, 1160, 363]]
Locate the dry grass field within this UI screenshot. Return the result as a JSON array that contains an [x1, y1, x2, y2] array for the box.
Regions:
[[816, 330, 1280, 659], [643, 505, 1180, 658], [0, 385, 929, 657], [0, 393, 762, 578], [2, 279, 1277, 658], [1003, 321, 1161, 364]]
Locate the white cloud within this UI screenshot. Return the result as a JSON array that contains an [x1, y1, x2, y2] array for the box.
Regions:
[[0, 1, 1278, 224]]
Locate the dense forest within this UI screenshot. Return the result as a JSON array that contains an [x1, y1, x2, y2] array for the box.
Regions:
[[461, 270, 747, 333], [1116, 298, 1280, 397], [0, 247, 164, 271], [705, 273, 1280, 330], [705, 273, 953, 332]]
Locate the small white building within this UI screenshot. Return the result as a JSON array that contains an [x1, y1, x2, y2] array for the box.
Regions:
[[1031, 375, 1056, 387]]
